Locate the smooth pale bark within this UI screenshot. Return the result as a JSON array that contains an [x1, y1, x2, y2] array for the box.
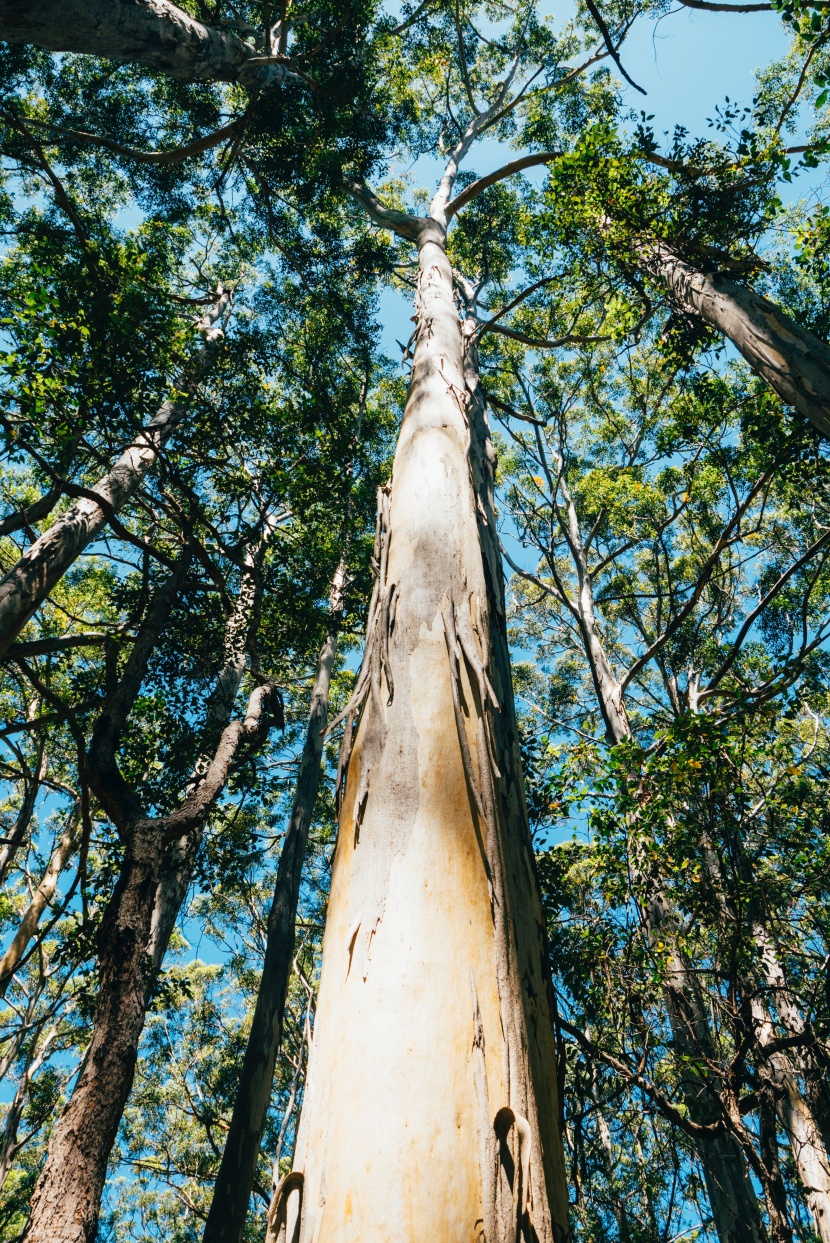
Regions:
[[750, 992, 830, 1243], [0, 732, 47, 887], [22, 552, 276, 1243], [0, 1023, 57, 1191], [0, 802, 81, 995], [0, 289, 230, 662], [0, 0, 277, 86], [274, 225, 568, 1243], [635, 238, 830, 438], [751, 918, 830, 1154], [204, 566, 343, 1243]]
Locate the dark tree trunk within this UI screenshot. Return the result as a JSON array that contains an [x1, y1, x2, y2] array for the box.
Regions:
[[0, 291, 229, 661], [0, 0, 261, 84], [203, 603, 340, 1243]]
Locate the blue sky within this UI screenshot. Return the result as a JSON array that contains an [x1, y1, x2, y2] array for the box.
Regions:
[[376, 4, 799, 357]]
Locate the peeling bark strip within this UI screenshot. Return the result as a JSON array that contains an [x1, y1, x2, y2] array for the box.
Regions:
[[635, 237, 830, 438], [0, 0, 287, 87], [0, 289, 231, 662], [286, 223, 569, 1243], [22, 547, 279, 1243]]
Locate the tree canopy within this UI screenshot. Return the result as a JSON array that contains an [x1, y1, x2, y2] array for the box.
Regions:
[[1, 2, 830, 1241]]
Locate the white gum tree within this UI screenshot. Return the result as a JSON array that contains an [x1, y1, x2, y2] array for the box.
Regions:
[[267, 45, 606, 1243]]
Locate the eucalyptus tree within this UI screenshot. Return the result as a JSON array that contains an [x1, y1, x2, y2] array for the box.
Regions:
[[497, 302, 830, 1240], [5, 1, 830, 1241]]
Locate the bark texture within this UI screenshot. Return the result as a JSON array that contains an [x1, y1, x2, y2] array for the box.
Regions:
[[204, 570, 342, 1243], [0, 0, 279, 86], [636, 238, 830, 438], [277, 225, 569, 1243], [22, 549, 277, 1243], [0, 289, 230, 661]]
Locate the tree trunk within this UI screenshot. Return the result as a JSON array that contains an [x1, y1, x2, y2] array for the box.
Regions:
[[203, 568, 343, 1243], [645, 894, 769, 1243], [537, 466, 767, 1243], [0, 289, 230, 661], [273, 223, 569, 1243], [750, 978, 830, 1241], [0, 801, 81, 994], [750, 915, 830, 1155], [634, 238, 830, 438], [21, 832, 165, 1243], [0, 0, 266, 85], [0, 731, 47, 886], [22, 551, 275, 1243]]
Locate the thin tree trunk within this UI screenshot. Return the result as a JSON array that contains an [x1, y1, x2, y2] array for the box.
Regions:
[[0, 289, 230, 661], [642, 886, 769, 1243], [590, 1063, 632, 1242], [534, 449, 767, 1243], [0, 731, 47, 887], [22, 549, 278, 1243], [0, 801, 81, 994], [634, 237, 830, 438], [750, 916, 830, 1154], [202, 562, 344, 1243], [0, 0, 266, 85], [275, 223, 569, 1243], [759, 1094, 794, 1243]]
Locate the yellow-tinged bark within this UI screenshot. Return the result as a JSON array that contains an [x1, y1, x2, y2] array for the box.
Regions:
[[280, 229, 568, 1243]]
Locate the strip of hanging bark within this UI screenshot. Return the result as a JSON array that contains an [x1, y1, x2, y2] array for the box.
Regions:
[[470, 969, 498, 1243], [0, 287, 231, 662], [327, 486, 395, 814], [631, 235, 830, 438], [441, 601, 495, 901], [0, 0, 297, 88], [201, 567, 344, 1243]]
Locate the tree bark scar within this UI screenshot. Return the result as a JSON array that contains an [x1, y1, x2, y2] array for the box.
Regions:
[[471, 968, 498, 1243]]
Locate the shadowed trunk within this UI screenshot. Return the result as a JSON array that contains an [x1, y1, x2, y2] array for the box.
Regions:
[[0, 0, 270, 85], [0, 289, 230, 661], [272, 222, 569, 1243], [22, 547, 279, 1243], [203, 565, 344, 1243], [635, 237, 830, 438]]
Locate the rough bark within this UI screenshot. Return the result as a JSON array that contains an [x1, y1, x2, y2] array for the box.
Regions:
[[203, 566, 343, 1243], [22, 550, 277, 1243], [276, 224, 569, 1243], [0, 288, 230, 662], [634, 237, 830, 438], [0, 0, 284, 87]]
